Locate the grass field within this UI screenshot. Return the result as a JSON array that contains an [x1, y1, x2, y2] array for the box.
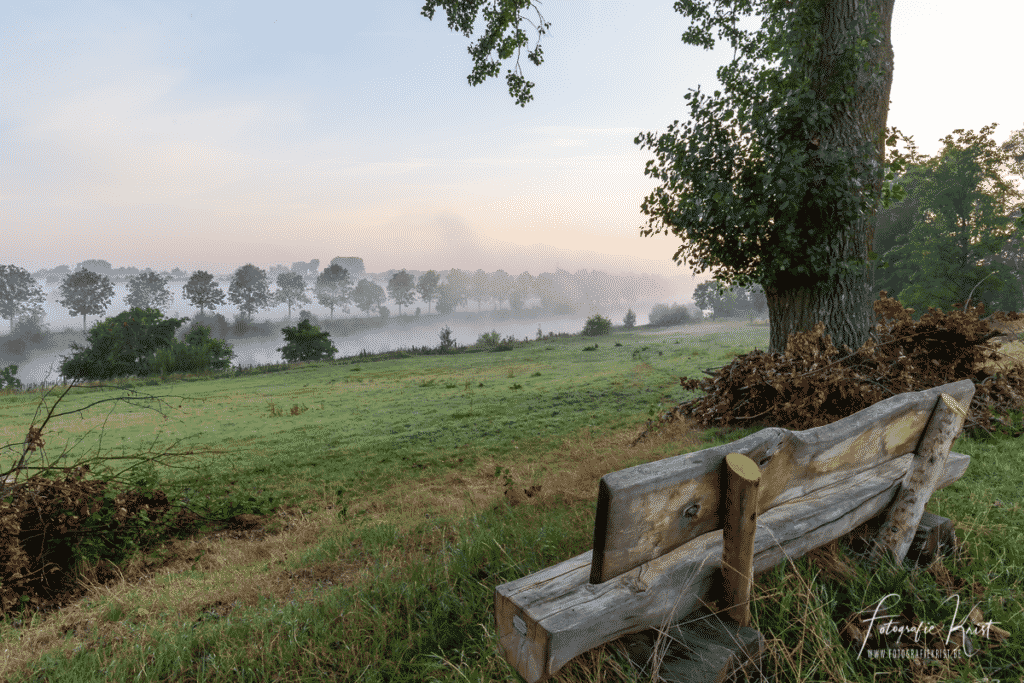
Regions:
[[0, 317, 1020, 682]]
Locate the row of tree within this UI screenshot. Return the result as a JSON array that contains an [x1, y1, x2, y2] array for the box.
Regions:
[[0, 260, 659, 335]]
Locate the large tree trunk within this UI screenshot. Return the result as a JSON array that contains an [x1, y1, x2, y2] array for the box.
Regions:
[[764, 0, 895, 356]]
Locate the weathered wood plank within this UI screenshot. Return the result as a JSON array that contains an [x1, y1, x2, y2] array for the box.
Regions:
[[495, 450, 970, 682], [589, 379, 975, 584], [868, 392, 968, 567]]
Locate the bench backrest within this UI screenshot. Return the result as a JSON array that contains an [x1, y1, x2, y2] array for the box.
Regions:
[[589, 377, 976, 583]]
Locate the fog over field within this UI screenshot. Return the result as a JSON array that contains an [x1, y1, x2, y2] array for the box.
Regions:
[[1, 270, 706, 389]]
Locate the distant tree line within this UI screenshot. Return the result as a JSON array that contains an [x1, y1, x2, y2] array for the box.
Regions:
[[692, 280, 770, 319], [3, 259, 670, 337]]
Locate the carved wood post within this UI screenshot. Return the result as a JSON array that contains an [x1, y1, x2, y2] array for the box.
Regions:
[[721, 452, 760, 627], [868, 393, 968, 568]]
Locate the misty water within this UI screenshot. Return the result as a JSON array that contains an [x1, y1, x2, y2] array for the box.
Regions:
[[2, 280, 696, 389]]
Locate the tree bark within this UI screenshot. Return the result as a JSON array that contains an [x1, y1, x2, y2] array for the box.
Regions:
[[765, 0, 895, 356]]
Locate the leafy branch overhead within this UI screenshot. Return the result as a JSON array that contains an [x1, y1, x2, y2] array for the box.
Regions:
[[637, 1, 910, 293], [421, 0, 551, 107]]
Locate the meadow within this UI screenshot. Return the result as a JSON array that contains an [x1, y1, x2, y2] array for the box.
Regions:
[[0, 317, 1020, 682]]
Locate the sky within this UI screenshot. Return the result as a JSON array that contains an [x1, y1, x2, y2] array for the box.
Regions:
[[4, 0, 1023, 294]]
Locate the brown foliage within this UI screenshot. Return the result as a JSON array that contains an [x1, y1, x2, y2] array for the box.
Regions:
[[0, 465, 202, 618], [634, 291, 1024, 444]]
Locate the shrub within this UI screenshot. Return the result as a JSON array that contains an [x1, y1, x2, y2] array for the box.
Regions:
[[582, 314, 612, 336], [475, 330, 515, 352], [147, 325, 236, 376], [648, 303, 693, 328], [277, 319, 339, 363], [0, 364, 22, 391], [379, 305, 390, 320], [59, 308, 191, 382], [493, 335, 517, 352], [183, 313, 231, 340], [297, 309, 319, 325], [438, 326, 457, 353], [11, 311, 49, 343], [476, 330, 501, 349], [623, 309, 636, 329]]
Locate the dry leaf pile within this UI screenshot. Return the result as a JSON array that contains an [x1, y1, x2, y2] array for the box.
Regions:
[[634, 291, 1024, 444]]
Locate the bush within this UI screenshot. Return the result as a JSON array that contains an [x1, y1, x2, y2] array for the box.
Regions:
[[59, 308, 191, 382], [623, 309, 636, 329], [494, 335, 517, 352], [277, 319, 339, 363], [297, 309, 319, 325], [0, 364, 22, 391], [476, 330, 500, 349], [582, 314, 612, 336], [184, 313, 231, 340], [648, 303, 693, 328], [379, 305, 390, 320], [11, 311, 49, 343], [147, 325, 236, 376], [475, 330, 515, 352], [438, 326, 457, 353]]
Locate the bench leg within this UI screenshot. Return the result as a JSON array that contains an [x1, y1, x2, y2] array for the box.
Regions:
[[618, 605, 765, 683], [905, 511, 958, 568], [617, 513, 957, 682], [848, 510, 959, 568]]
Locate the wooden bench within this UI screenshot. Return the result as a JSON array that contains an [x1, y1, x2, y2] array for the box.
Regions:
[[495, 379, 974, 682]]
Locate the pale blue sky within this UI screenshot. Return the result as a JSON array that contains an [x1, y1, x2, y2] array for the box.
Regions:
[[4, 0, 1022, 289]]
